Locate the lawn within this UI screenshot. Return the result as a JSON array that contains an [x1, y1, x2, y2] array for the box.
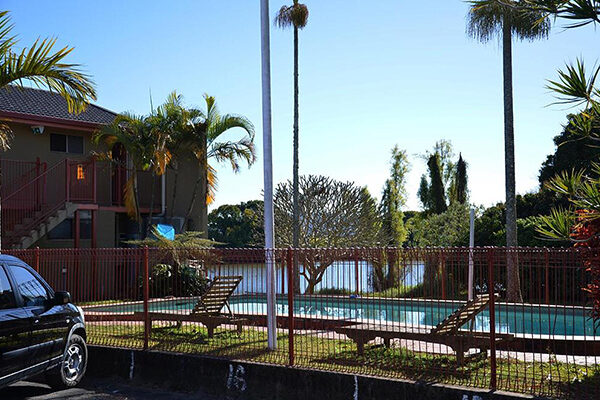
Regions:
[[87, 323, 599, 399]]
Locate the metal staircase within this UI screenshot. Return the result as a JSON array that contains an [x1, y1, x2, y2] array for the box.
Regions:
[[1, 159, 94, 249]]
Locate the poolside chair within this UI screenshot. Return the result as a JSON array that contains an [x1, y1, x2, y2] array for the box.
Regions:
[[189, 275, 247, 337], [136, 275, 247, 338], [334, 293, 513, 364]]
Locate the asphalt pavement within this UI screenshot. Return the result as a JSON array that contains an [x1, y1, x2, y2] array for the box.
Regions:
[[0, 379, 226, 400]]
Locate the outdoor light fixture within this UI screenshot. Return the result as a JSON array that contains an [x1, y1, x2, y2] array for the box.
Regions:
[[77, 164, 85, 180], [31, 125, 45, 135]]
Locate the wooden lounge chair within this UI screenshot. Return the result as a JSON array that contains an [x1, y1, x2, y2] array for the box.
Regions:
[[333, 293, 513, 364], [136, 275, 247, 338]]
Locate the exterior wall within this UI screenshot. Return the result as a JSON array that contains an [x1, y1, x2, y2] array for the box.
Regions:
[[1, 121, 205, 246], [3, 122, 99, 165], [164, 158, 203, 233]]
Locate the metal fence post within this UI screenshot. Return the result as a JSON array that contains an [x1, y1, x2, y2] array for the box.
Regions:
[[287, 248, 295, 366], [545, 248, 550, 304], [354, 248, 360, 295], [441, 251, 447, 300], [34, 246, 40, 272], [143, 246, 150, 350], [488, 248, 497, 391]]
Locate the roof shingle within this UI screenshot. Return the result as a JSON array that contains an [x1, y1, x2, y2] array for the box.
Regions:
[[0, 86, 116, 125]]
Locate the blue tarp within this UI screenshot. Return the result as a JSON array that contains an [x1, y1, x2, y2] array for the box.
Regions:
[[155, 224, 175, 240]]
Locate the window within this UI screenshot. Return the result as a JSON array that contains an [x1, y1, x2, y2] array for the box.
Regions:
[[68, 135, 84, 154], [0, 267, 15, 310], [47, 211, 92, 240], [10, 266, 48, 307], [50, 133, 84, 154], [50, 133, 66, 152]]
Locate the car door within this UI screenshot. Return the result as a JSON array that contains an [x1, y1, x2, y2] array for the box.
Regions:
[[0, 265, 30, 380], [7, 264, 70, 366]]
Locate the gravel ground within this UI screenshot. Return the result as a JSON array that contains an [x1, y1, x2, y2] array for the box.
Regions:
[[0, 379, 226, 400]]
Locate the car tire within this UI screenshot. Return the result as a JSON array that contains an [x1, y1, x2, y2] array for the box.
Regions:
[[46, 333, 88, 389]]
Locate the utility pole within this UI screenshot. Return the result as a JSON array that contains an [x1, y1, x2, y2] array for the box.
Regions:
[[260, 0, 277, 350]]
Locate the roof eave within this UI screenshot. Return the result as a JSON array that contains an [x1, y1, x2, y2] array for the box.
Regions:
[[0, 111, 107, 132]]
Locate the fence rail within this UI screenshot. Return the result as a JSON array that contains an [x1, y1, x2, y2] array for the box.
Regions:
[[5, 246, 599, 399]]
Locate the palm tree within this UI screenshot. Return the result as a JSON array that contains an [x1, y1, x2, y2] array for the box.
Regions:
[[0, 10, 96, 249], [93, 112, 171, 236], [183, 95, 256, 235], [155, 93, 255, 235], [275, 2, 309, 252], [467, 1, 550, 302]]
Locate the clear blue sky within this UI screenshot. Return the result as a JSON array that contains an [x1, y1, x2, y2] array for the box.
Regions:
[[6, 1, 598, 211]]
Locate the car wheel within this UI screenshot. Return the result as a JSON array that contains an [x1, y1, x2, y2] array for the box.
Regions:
[[47, 333, 88, 389]]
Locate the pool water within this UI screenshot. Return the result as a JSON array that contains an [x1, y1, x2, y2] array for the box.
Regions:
[[89, 295, 599, 337]]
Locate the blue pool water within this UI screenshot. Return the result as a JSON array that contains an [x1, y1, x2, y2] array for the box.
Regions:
[[89, 295, 598, 337]]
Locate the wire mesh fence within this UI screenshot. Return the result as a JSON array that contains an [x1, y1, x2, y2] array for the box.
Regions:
[[5, 246, 600, 398]]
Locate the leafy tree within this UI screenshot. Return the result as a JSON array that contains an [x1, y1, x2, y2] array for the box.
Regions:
[[375, 147, 410, 290], [410, 202, 471, 247], [419, 141, 469, 212], [467, 0, 550, 302], [274, 175, 379, 293], [539, 112, 600, 185], [208, 200, 264, 247]]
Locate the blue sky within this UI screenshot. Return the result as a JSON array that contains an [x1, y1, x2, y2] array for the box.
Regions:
[[6, 1, 598, 210]]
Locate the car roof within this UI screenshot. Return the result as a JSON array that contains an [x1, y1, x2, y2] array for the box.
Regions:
[[0, 255, 27, 264]]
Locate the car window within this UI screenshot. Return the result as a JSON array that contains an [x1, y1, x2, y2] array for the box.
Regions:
[[0, 267, 15, 309], [10, 266, 49, 307]]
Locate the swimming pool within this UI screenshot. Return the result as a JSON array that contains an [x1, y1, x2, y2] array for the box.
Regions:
[[86, 294, 598, 337]]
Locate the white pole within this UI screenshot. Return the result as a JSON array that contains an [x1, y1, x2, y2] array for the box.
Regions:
[[260, 0, 277, 350], [468, 208, 475, 301]]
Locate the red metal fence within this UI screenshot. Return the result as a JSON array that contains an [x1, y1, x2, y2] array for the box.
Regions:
[[4, 247, 599, 398]]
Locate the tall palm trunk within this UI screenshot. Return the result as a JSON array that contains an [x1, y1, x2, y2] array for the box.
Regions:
[[169, 161, 179, 219], [292, 25, 301, 293], [146, 172, 157, 238], [186, 132, 209, 236], [502, 23, 522, 302], [199, 130, 208, 238]]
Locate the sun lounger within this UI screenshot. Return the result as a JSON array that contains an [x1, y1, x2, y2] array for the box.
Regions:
[[136, 275, 247, 338], [334, 293, 513, 363]]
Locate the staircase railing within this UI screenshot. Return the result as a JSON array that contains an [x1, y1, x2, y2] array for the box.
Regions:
[[1, 159, 69, 247], [0, 158, 47, 198]]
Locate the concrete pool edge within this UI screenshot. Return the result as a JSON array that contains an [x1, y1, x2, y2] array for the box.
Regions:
[[87, 345, 543, 400]]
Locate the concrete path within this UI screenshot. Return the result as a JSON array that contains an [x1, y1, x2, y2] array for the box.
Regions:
[[0, 379, 225, 400]]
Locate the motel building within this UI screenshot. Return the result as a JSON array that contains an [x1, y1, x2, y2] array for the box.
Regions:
[[0, 87, 203, 249]]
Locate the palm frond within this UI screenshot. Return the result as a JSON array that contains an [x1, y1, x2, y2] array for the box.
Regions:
[[0, 37, 96, 113], [535, 207, 576, 240], [274, 2, 309, 29], [207, 114, 255, 141], [547, 59, 599, 106], [467, 0, 550, 43], [124, 174, 140, 220], [206, 163, 218, 206], [0, 11, 16, 57], [544, 168, 585, 195]]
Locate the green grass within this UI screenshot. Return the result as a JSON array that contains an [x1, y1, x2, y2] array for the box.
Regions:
[[87, 323, 600, 399]]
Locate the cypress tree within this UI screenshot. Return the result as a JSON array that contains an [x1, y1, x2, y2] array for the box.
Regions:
[[455, 153, 468, 204], [428, 154, 447, 214]]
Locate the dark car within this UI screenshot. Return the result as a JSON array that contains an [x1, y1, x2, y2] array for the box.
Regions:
[[0, 255, 87, 389]]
